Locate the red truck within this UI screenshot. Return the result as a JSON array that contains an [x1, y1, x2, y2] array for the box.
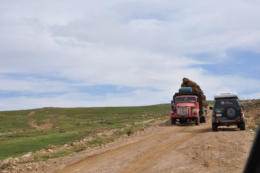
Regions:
[[170, 87, 207, 125]]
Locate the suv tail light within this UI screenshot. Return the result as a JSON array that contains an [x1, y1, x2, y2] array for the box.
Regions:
[[213, 111, 216, 118], [240, 109, 244, 117]]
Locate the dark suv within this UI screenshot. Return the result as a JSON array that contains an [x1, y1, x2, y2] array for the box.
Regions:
[[210, 93, 245, 131]]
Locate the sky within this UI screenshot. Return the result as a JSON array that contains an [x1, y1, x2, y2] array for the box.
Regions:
[[0, 0, 260, 110]]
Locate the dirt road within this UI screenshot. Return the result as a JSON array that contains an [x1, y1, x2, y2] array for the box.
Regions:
[[52, 120, 254, 173]]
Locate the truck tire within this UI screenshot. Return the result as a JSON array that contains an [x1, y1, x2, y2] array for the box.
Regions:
[[171, 118, 176, 125], [212, 123, 218, 131], [195, 117, 200, 125], [200, 116, 206, 123], [240, 123, 246, 130]]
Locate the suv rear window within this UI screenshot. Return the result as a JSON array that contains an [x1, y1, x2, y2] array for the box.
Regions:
[[214, 99, 240, 108]]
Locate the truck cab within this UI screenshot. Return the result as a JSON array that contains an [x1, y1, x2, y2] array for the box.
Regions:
[[171, 95, 201, 125], [170, 87, 206, 125]]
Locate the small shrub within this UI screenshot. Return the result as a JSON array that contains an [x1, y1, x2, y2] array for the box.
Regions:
[[126, 129, 132, 136], [0, 162, 11, 170]]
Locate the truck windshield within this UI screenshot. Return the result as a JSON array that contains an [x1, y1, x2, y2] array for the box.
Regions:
[[175, 97, 196, 103]]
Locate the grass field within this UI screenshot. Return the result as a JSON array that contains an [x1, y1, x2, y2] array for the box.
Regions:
[[0, 100, 259, 162], [242, 99, 260, 131], [0, 104, 170, 160]]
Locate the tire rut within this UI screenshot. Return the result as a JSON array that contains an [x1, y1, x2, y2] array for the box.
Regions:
[[54, 127, 190, 173], [54, 126, 202, 173], [119, 129, 199, 173]]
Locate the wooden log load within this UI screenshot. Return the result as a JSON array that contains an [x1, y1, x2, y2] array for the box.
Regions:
[[180, 77, 208, 107]]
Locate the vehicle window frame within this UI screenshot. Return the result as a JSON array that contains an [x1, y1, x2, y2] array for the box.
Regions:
[[175, 97, 196, 103], [213, 98, 240, 109]]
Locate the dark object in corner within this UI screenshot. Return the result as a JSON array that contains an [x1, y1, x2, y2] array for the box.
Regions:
[[244, 125, 260, 173]]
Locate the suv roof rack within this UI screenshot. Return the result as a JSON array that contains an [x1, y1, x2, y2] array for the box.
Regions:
[[214, 93, 238, 99]]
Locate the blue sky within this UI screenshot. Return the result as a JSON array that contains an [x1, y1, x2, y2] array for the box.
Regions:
[[0, 0, 260, 110], [190, 50, 260, 78]]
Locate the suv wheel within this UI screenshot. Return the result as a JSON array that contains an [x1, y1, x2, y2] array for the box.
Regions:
[[212, 123, 218, 131], [240, 123, 246, 130]]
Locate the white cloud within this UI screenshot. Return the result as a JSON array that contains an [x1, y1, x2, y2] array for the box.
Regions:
[[0, 0, 260, 110]]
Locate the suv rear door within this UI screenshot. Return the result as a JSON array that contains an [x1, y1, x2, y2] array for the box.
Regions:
[[214, 99, 241, 121]]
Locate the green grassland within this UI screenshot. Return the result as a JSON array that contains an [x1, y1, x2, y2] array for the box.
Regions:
[[0, 104, 170, 160], [241, 99, 260, 131], [1, 100, 259, 162]]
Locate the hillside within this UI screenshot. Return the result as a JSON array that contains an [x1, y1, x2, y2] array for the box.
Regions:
[[0, 101, 259, 173], [0, 105, 170, 161], [241, 99, 260, 130]]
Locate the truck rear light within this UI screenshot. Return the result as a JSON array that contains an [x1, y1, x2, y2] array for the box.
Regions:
[[237, 119, 241, 123], [216, 120, 220, 123]]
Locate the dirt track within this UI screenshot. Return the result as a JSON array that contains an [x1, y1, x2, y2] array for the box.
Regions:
[[52, 119, 254, 173]]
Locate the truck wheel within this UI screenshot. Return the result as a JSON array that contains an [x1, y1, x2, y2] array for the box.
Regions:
[[171, 118, 176, 125], [212, 123, 218, 131], [240, 123, 246, 130], [200, 116, 206, 123], [195, 118, 200, 125]]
